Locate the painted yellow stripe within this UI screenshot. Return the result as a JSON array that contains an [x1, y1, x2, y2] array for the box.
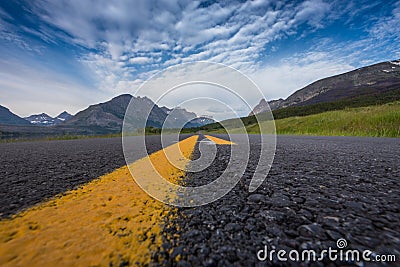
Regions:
[[204, 134, 236, 145], [0, 135, 198, 267]]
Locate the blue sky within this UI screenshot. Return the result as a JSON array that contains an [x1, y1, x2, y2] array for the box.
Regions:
[[0, 0, 399, 118]]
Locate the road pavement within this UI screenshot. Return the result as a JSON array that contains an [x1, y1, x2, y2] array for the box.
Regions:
[[0, 135, 399, 266]]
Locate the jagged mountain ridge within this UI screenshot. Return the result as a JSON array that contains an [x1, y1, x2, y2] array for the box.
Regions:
[[1, 95, 213, 135], [63, 94, 210, 132], [184, 116, 216, 128], [24, 112, 73, 126]]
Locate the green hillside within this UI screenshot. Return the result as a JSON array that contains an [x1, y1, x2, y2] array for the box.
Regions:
[[272, 88, 400, 120], [246, 101, 400, 137], [197, 88, 400, 133]]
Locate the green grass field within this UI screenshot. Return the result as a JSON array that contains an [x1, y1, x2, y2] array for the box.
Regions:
[[244, 101, 400, 137]]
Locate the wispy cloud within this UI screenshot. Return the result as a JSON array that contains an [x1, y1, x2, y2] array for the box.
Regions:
[[368, 1, 400, 41]]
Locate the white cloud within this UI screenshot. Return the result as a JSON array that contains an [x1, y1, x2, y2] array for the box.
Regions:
[[129, 57, 153, 64], [293, 0, 331, 28]]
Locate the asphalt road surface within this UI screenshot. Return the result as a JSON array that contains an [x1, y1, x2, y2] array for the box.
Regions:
[[0, 135, 188, 217], [0, 135, 399, 266]]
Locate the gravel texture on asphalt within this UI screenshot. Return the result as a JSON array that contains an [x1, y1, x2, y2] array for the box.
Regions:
[[0, 135, 189, 218], [154, 135, 400, 267]]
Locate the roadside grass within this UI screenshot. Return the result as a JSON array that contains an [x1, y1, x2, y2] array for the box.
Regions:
[[272, 88, 400, 120], [208, 101, 400, 138], [251, 101, 400, 137]]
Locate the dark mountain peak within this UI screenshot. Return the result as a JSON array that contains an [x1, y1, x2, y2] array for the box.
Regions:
[[25, 113, 51, 118], [0, 105, 31, 125], [166, 107, 196, 121], [63, 94, 202, 132], [55, 111, 73, 123], [111, 94, 132, 100], [135, 95, 155, 106], [57, 111, 72, 117], [106, 94, 133, 106], [25, 113, 55, 126], [64, 94, 161, 131], [258, 99, 267, 105], [249, 98, 276, 116], [160, 106, 171, 114]]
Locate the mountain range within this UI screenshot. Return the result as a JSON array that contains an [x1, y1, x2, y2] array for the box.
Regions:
[[184, 116, 216, 128], [25, 111, 73, 126], [251, 59, 400, 114], [0, 94, 215, 137], [63, 94, 213, 132]]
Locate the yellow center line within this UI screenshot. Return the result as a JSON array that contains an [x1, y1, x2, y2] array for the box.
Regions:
[[0, 135, 199, 267], [204, 135, 236, 145]]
